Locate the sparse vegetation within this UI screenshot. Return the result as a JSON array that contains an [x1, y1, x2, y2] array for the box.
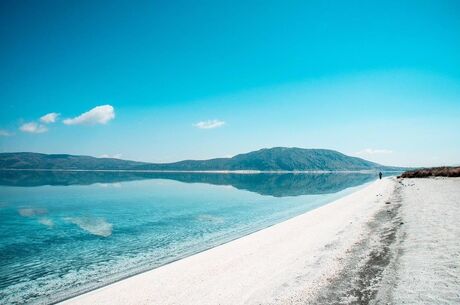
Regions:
[[399, 167, 460, 178]]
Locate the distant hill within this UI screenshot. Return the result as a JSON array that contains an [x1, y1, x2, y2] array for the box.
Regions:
[[0, 148, 404, 171], [0, 152, 147, 170]]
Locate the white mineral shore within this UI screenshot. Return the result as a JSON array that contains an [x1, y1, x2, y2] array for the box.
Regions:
[[61, 177, 460, 305], [380, 177, 460, 304]]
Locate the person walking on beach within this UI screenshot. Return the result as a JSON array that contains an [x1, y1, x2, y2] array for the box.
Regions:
[[379, 172, 383, 180]]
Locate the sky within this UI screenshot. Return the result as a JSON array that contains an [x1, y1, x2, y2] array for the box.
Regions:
[[1, 0, 459, 167]]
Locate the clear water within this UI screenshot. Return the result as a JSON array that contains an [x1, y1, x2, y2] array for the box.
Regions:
[[0, 171, 376, 304]]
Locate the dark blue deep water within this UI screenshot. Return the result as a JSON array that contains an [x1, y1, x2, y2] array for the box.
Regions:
[[0, 171, 375, 304]]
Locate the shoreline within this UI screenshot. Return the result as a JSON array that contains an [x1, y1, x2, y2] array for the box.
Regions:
[[60, 177, 460, 304], [61, 178, 395, 305], [47, 183, 365, 305]]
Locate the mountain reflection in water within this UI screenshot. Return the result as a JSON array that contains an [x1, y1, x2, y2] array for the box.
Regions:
[[0, 170, 376, 197]]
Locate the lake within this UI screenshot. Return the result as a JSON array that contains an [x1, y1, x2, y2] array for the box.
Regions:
[[0, 171, 376, 304]]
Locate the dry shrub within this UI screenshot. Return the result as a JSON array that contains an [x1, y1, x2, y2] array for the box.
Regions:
[[399, 167, 460, 178]]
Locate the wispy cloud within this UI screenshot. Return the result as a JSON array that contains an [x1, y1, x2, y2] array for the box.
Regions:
[[194, 119, 225, 129], [19, 122, 48, 134], [0, 129, 12, 136], [40, 112, 60, 124], [63, 105, 115, 125], [356, 148, 393, 155], [99, 153, 123, 159]]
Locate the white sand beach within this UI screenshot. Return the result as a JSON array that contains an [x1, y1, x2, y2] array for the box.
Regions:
[[378, 177, 460, 304], [61, 177, 460, 305]]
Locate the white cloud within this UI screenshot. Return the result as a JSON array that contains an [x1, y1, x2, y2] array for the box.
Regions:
[[18, 112, 59, 134], [63, 105, 115, 125], [40, 112, 60, 123], [19, 122, 48, 134], [99, 153, 123, 159], [194, 119, 225, 129], [356, 148, 393, 155], [0, 129, 12, 136]]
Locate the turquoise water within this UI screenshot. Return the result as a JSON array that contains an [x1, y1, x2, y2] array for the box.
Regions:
[[0, 171, 375, 304]]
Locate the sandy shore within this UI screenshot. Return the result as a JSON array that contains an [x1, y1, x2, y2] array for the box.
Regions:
[[378, 177, 460, 304], [61, 177, 460, 305]]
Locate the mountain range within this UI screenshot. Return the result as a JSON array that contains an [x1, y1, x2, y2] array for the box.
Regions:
[[0, 147, 404, 172]]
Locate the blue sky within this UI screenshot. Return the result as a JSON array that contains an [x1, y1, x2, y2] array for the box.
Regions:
[[1, 0, 459, 166]]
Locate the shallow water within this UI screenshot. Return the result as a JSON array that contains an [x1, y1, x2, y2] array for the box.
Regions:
[[0, 171, 375, 304]]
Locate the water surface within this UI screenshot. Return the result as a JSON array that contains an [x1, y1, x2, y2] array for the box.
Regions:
[[0, 171, 375, 304]]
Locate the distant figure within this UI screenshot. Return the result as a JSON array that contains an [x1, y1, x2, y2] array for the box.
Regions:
[[379, 172, 383, 180]]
